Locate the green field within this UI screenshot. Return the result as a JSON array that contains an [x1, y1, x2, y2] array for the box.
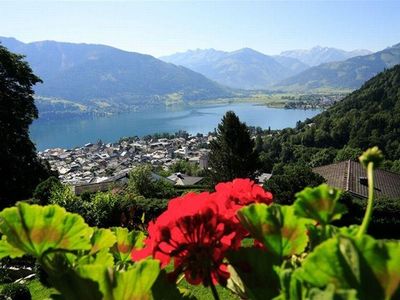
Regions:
[[187, 90, 351, 109]]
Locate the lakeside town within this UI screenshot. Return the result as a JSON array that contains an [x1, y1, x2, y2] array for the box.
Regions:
[[282, 93, 346, 109], [38, 133, 212, 189]]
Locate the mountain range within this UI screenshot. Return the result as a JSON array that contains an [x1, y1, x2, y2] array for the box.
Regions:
[[160, 48, 309, 89], [2, 36, 400, 107], [280, 46, 372, 66], [160, 45, 399, 91], [0, 37, 231, 110], [275, 43, 400, 91]]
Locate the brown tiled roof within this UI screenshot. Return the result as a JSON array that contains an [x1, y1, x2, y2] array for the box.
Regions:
[[313, 161, 348, 191], [313, 160, 400, 199]]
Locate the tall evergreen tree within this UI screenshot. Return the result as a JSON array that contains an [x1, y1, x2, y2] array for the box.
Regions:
[[0, 45, 52, 208], [208, 111, 259, 184]]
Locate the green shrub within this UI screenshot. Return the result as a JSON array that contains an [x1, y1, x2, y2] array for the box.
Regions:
[[82, 192, 120, 228], [169, 160, 202, 176], [118, 197, 168, 229], [391, 159, 400, 173], [309, 147, 337, 167], [33, 176, 62, 205], [339, 193, 400, 239], [80, 191, 92, 202], [0, 268, 12, 284], [0, 256, 36, 284], [1, 283, 31, 300], [264, 163, 325, 205], [334, 146, 363, 162], [128, 165, 177, 199], [48, 184, 84, 215], [34, 262, 51, 288], [0, 256, 36, 268]]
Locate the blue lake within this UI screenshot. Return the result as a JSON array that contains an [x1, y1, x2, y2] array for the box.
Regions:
[[30, 103, 321, 151]]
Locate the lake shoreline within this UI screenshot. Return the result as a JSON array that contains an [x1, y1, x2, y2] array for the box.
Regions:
[[31, 103, 321, 151]]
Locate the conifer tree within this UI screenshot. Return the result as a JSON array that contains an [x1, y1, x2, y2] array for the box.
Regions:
[[208, 111, 259, 184]]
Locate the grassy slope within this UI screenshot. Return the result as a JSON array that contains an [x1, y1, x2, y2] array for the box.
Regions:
[[27, 279, 58, 300], [0, 279, 57, 300], [180, 279, 238, 299], [1, 278, 235, 300]]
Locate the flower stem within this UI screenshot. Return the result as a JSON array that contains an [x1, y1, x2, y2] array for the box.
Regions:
[[209, 279, 220, 300], [176, 274, 185, 285], [357, 162, 375, 238]]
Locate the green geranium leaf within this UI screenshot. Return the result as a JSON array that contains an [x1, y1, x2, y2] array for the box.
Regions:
[[307, 224, 359, 250], [237, 204, 312, 259], [45, 253, 103, 300], [151, 270, 194, 300], [111, 227, 145, 263], [90, 228, 117, 255], [308, 284, 358, 300], [296, 235, 400, 300], [227, 247, 280, 300], [276, 266, 304, 300], [111, 259, 161, 300], [92, 249, 114, 266], [0, 236, 24, 259], [77, 249, 114, 267], [75, 264, 112, 299], [50, 269, 103, 300], [294, 184, 346, 225], [52, 258, 161, 300], [0, 203, 93, 258]]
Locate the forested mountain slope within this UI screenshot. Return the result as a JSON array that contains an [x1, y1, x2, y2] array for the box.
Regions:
[[263, 65, 400, 167], [0, 37, 231, 106]]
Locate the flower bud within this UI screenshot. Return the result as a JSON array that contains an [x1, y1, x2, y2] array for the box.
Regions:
[[359, 147, 384, 168]]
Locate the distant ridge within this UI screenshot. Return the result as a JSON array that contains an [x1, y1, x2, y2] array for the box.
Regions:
[[280, 46, 372, 66], [0, 37, 232, 109], [160, 48, 309, 89], [160, 46, 375, 90], [275, 43, 400, 91]]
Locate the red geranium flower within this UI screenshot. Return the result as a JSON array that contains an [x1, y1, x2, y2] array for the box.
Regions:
[[132, 192, 242, 286], [131, 179, 273, 286], [215, 178, 273, 219]]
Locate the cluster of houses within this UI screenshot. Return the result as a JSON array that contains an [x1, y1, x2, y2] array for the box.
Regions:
[[283, 94, 345, 110], [39, 132, 400, 200], [38, 135, 212, 190]]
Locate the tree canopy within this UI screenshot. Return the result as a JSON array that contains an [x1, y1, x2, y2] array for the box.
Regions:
[[263, 164, 325, 205], [208, 111, 259, 184], [127, 165, 177, 199], [0, 45, 52, 207]]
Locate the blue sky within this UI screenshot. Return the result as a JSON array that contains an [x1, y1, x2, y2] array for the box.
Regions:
[[1, 1, 399, 57]]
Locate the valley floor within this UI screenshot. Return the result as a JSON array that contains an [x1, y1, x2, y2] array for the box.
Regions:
[[188, 90, 349, 110]]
